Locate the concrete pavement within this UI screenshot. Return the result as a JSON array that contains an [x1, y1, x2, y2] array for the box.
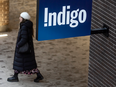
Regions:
[[0, 29, 90, 87]]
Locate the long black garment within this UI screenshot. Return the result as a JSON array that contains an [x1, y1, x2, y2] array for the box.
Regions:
[[13, 20, 37, 71]]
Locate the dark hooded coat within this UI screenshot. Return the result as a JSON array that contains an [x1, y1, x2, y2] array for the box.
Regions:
[[13, 20, 37, 71]]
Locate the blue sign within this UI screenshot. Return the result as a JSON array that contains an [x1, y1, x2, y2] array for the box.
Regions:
[[36, 0, 92, 41]]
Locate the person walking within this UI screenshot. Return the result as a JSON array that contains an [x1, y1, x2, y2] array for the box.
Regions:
[[7, 12, 44, 82]]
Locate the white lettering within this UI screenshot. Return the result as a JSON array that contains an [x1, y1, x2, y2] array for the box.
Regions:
[[66, 6, 70, 24], [79, 10, 87, 23], [49, 12, 57, 26], [44, 8, 48, 27], [44, 6, 87, 28], [70, 9, 79, 28], [57, 6, 66, 25]]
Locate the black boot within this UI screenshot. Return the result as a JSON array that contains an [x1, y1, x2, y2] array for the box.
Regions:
[[7, 72, 19, 82], [34, 72, 44, 82]]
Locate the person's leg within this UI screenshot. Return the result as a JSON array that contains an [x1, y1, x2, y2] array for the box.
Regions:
[[7, 70, 19, 82], [34, 69, 44, 82]]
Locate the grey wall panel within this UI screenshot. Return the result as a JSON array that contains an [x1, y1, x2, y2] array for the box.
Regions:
[[88, 0, 116, 87]]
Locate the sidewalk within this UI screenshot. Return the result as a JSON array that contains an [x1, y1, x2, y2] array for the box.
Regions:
[[0, 29, 90, 87]]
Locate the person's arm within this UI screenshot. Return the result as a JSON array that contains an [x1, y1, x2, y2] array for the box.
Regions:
[[17, 26, 28, 48]]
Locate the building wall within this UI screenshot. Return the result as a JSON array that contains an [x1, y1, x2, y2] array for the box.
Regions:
[[0, 0, 9, 32], [88, 0, 116, 86], [9, 0, 36, 30]]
